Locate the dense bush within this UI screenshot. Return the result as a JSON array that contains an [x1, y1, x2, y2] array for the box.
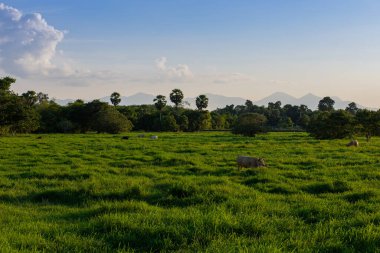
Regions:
[[355, 109, 380, 141], [307, 110, 355, 139], [0, 81, 40, 134], [37, 102, 64, 133], [91, 107, 133, 134], [160, 114, 179, 132], [185, 110, 212, 131], [232, 113, 267, 137]]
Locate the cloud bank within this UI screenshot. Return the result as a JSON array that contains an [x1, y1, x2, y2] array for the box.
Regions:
[[155, 57, 193, 79], [0, 3, 66, 77]]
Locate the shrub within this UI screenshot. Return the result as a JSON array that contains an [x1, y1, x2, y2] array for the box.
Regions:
[[57, 119, 75, 133], [232, 113, 267, 137], [92, 107, 133, 134], [307, 110, 355, 139], [185, 110, 212, 131], [0, 125, 11, 136], [161, 114, 179, 132]]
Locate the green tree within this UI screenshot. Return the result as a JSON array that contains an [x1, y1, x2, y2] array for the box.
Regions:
[[160, 114, 179, 131], [169, 89, 184, 108], [37, 92, 49, 104], [299, 114, 310, 129], [245, 100, 254, 109], [345, 102, 359, 115], [91, 107, 133, 134], [265, 107, 281, 127], [65, 100, 108, 133], [177, 114, 189, 131], [232, 113, 267, 137], [110, 92, 121, 106], [154, 95, 167, 130], [356, 109, 380, 141], [36, 101, 64, 133], [0, 95, 40, 134], [318, 96, 335, 112], [307, 110, 355, 139], [211, 112, 226, 130], [22, 91, 38, 106], [268, 101, 282, 110], [154, 95, 167, 111], [278, 117, 294, 128], [0, 78, 40, 134], [195, 94, 209, 111], [185, 110, 212, 131], [0, 77, 16, 92], [116, 106, 139, 127]]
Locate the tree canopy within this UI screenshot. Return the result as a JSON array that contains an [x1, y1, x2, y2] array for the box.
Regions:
[[169, 89, 184, 108], [318, 97, 335, 112], [110, 92, 121, 106], [195, 94, 209, 111], [1, 76, 379, 140]]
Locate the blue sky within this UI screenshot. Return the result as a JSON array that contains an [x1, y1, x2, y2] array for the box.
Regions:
[[1, 0, 380, 107]]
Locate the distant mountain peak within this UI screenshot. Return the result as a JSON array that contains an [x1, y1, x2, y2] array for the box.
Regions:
[[132, 92, 153, 96], [300, 93, 317, 98], [271, 91, 294, 96]]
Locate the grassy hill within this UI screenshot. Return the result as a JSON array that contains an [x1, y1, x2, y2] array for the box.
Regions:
[[0, 132, 379, 252]]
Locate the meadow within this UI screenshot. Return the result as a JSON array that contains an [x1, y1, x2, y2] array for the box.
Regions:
[[0, 132, 379, 252]]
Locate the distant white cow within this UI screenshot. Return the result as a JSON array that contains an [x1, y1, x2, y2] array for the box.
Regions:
[[346, 140, 359, 147], [150, 135, 158, 140], [237, 156, 266, 170], [138, 134, 145, 138]]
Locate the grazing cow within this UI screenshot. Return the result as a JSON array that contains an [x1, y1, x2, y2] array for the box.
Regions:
[[36, 136, 42, 139], [237, 156, 266, 170], [346, 140, 359, 147], [121, 136, 129, 140], [138, 134, 145, 138], [150, 135, 158, 140]]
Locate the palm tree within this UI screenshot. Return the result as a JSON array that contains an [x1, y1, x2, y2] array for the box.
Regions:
[[154, 95, 167, 128], [110, 92, 121, 106], [195, 94, 209, 111], [169, 89, 184, 108]]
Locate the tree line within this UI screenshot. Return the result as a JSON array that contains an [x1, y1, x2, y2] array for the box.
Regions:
[[0, 77, 379, 140]]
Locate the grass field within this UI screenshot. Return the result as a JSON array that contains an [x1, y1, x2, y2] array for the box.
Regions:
[[0, 132, 379, 252]]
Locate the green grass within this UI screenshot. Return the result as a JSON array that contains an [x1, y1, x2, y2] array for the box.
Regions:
[[0, 132, 380, 252]]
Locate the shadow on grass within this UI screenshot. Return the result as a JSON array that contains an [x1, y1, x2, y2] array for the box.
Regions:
[[0, 186, 142, 206], [296, 206, 329, 224], [148, 183, 229, 208], [7, 171, 91, 181], [152, 157, 196, 167], [303, 180, 352, 194], [344, 191, 376, 203], [84, 211, 262, 252], [0, 181, 228, 208], [87, 221, 210, 252]]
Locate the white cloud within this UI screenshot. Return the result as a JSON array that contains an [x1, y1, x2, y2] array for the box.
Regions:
[[155, 56, 193, 79], [0, 3, 67, 77]]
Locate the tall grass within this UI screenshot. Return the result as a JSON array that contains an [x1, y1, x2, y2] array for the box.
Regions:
[[0, 132, 379, 252]]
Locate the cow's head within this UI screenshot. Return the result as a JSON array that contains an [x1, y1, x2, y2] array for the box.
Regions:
[[257, 158, 266, 167]]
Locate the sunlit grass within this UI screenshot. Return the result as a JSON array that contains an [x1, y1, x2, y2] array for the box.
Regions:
[[0, 132, 379, 251]]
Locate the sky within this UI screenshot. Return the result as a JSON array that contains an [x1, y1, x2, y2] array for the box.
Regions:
[[1, 0, 380, 107]]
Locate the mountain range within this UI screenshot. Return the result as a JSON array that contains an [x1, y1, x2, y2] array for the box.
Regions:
[[53, 92, 372, 111]]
